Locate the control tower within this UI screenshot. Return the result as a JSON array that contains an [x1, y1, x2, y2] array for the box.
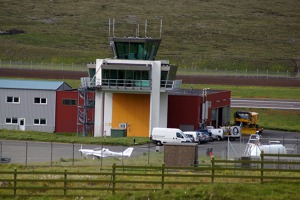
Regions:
[[80, 33, 181, 138]]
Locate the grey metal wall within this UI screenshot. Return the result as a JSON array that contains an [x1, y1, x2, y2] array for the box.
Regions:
[[0, 89, 56, 132]]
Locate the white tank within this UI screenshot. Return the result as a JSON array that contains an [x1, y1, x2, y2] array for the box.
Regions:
[[249, 144, 287, 157]]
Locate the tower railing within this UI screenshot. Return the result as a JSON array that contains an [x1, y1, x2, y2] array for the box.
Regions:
[[80, 78, 181, 91]]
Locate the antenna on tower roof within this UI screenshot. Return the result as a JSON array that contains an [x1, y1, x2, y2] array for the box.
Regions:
[[160, 19, 163, 38], [108, 18, 111, 37], [113, 18, 115, 37], [108, 18, 162, 38], [145, 19, 147, 38], [108, 18, 115, 37], [136, 24, 140, 37]]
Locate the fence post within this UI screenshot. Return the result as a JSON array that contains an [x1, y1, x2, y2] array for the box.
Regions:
[[64, 169, 67, 196], [25, 142, 28, 167], [50, 142, 53, 167], [112, 163, 116, 195], [260, 151, 264, 184], [0, 141, 2, 164], [161, 163, 165, 189], [72, 142, 75, 166], [211, 157, 215, 183], [13, 168, 17, 196]]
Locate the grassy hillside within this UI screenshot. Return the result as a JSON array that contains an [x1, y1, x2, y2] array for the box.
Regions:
[[0, 0, 299, 72]]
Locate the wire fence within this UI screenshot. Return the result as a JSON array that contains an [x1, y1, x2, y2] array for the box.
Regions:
[[0, 138, 298, 167], [1, 59, 299, 79], [0, 59, 88, 72], [177, 67, 300, 79]]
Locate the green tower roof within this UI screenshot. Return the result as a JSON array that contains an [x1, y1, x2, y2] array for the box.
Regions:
[[109, 37, 161, 60]]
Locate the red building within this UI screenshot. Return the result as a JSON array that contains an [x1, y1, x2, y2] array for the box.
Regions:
[[168, 89, 231, 131], [55, 90, 95, 133]]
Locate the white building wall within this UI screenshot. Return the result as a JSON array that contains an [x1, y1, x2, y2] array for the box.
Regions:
[[94, 89, 104, 137], [94, 59, 105, 137], [103, 92, 113, 136], [0, 89, 56, 132], [149, 61, 161, 137]]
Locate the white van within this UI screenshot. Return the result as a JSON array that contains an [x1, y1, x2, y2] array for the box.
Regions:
[[151, 128, 191, 146]]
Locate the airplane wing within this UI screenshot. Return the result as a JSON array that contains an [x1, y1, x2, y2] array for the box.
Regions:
[[93, 152, 106, 158]]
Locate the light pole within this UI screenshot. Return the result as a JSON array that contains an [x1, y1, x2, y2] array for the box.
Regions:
[[202, 88, 210, 128]]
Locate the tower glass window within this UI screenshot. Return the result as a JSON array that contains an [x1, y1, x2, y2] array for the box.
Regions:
[[109, 37, 161, 60]]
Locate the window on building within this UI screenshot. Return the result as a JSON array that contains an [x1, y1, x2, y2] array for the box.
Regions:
[[5, 117, 18, 124], [62, 99, 76, 106], [6, 96, 20, 104], [34, 97, 47, 104], [34, 118, 47, 125]]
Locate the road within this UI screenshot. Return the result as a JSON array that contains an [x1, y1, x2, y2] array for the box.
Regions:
[[1, 130, 299, 164], [231, 98, 300, 110]]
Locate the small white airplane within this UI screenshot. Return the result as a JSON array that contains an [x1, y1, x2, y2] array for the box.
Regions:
[[79, 145, 134, 159], [93, 147, 134, 159]]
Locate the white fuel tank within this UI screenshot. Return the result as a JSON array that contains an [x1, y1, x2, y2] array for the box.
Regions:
[[249, 144, 287, 157]]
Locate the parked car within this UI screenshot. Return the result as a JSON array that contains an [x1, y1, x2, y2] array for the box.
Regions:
[[183, 131, 208, 144], [198, 129, 214, 142], [184, 133, 196, 143], [198, 132, 209, 144]]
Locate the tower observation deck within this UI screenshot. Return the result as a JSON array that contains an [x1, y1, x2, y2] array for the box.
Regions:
[[81, 36, 181, 92]]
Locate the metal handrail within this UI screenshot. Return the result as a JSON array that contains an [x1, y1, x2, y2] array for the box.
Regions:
[[80, 78, 181, 90]]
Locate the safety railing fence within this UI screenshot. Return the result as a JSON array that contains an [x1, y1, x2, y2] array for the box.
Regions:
[[80, 78, 182, 90], [0, 153, 299, 198], [0, 60, 87, 72], [177, 67, 300, 79], [1, 59, 299, 79]]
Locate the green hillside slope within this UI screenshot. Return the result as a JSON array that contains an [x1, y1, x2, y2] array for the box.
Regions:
[[0, 0, 299, 71]]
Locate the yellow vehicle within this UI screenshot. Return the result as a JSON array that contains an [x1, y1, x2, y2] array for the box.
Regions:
[[234, 111, 263, 135]]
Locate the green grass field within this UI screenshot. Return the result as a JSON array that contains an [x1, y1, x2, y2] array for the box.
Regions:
[[182, 84, 300, 99], [1, 0, 299, 73]]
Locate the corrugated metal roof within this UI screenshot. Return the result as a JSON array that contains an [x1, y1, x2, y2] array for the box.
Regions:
[[0, 79, 71, 90]]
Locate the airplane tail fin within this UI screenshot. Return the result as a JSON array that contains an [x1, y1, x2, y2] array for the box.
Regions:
[[123, 147, 134, 157]]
